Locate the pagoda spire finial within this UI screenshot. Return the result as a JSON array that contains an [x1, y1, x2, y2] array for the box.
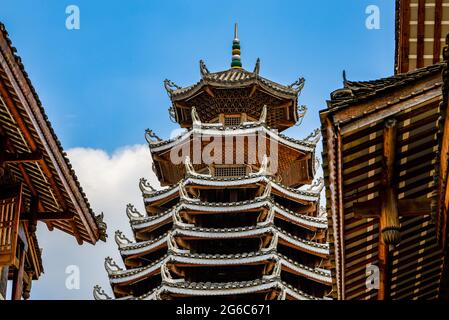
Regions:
[[231, 23, 242, 69]]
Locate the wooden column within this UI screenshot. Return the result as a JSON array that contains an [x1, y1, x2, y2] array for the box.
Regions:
[[378, 119, 400, 300], [11, 244, 26, 300]]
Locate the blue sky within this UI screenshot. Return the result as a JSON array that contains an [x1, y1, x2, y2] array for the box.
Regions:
[[1, 1, 395, 299], [1, 0, 395, 151]]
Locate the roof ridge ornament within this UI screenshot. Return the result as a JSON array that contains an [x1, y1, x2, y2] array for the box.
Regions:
[[95, 212, 108, 242], [163, 79, 181, 95], [161, 261, 184, 283], [231, 23, 242, 69], [115, 230, 132, 246], [307, 177, 324, 192], [253, 58, 260, 75], [173, 208, 194, 228], [251, 154, 268, 176], [191, 106, 202, 127], [304, 128, 321, 144], [262, 232, 278, 252], [139, 177, 156, 194], [263, 258, 282, 279], [126, 203, 145, 220], [179, 181, 200, 202], [257, 181, 272, 200], [258, 207, 275, 226], [288, 77, 305, 93], [145, 129, 162, 144], [93, 285, 112, 300], [167, 231, 189, 253], [199, 60, 210, 76], [296, 105, 307, 126], [258, 104, 267, 123], [104, 256, 122, 275], [342, 70, 348, 86]]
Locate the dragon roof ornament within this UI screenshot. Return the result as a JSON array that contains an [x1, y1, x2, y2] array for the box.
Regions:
[[104, 256, 122, 275], [145, 129, 162, 144], [307, 177, 324, 193], [263, 258, 282, 280], [199, 60, 210, 76], [115, 230, 132, 246], [139, 177, 156, 194], [161, 261, 184, 284], [191, 106, 202, 127], [179, 181, 200, 202], [126, 203, 145, 220], [288, 77, 305, 93], [257, 182, 272, 200], [258, 207, 275, 226], [164, 79, 182, 95], [258, 104, 268, 124], [304, 128, 321, 144], [262, 232, 278, 252], [93, 285, 112, 300], [167, 231, 189, 254], [95, 212, 108, 242], [173, 209, 194, 228]]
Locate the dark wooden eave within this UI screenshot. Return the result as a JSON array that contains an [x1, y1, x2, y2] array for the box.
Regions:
[[0, 22, 105, 244]]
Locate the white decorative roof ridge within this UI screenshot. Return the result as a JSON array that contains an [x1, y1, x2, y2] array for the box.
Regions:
[[132, 197, 327, 232], [109, 250, 332, 285], [143, 174, 321, 204], [137, 278, 323, 300], [148, 122, 318, 153]]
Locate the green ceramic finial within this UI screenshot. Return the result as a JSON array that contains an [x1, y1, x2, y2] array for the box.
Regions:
[[231, 23, 242, 69]]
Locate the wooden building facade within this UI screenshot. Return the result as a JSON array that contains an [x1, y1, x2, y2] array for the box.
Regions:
[[0, 22, 107, 300], [320, 1, 449, 299], [396, 0, 449, 73]]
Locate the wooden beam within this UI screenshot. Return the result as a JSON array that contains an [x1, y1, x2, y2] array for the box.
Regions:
[[69, 219, 83, 245], [20, 211, 75, 221], [398, 0, 411, 73], [416, 0, 425, 68], [378, 119, 400, 300], [204, 86, 215, 97], [353, 198, 432, 218], [2, 151, 43, 163], [249, 84, 258, 98], [433, 0, 443, 63]]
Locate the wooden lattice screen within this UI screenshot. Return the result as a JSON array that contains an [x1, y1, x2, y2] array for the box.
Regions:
[[0, 183, 22, 266]]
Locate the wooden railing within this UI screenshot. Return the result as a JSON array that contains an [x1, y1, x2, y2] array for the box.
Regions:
[[0, 183, 22, 266]]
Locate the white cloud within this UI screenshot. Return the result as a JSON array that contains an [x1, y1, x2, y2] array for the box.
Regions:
[[29, 144, 159, 299]]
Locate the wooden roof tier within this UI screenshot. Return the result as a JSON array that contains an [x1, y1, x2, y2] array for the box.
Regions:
[[320, 54, 449, 299], [165, 63, 306, 131], [141, 173, 322, 209], [95, 277, 327, 300], [0, 22, 107, 245], [395, 0, 449, 74], [147, 121, 319, 187]]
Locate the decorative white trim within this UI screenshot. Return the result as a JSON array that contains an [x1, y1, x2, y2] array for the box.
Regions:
[[149, 124, 317, 153], [134, 197, 327, 231]]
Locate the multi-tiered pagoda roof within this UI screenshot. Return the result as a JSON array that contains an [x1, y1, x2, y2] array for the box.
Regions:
[[95, 24, 332, 300]]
